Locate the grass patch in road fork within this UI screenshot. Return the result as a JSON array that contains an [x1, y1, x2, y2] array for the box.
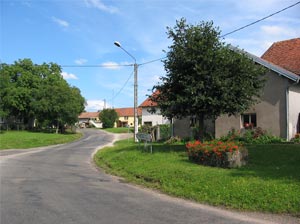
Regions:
[[102, 127, 134, 134], [94, 140, 300, 215], [0, 131, 82, 149]]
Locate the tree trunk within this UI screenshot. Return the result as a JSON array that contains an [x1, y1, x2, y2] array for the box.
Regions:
[[198, 113, 204, 141], [55, 120, 59, 134]]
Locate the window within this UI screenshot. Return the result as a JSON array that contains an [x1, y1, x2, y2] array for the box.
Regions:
[[241, 113, 257, 129], [124, 116, 128, 120], [144, 122, 152, 126]]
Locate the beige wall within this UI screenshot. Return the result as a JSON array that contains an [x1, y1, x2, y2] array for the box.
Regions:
[[216, 71, 294, 139], [288, 85, 300, 139], [115, 116, 135, 127], [173, 116, 215, 139]]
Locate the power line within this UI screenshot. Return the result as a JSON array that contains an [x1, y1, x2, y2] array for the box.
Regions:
[[221, 1, 300, 38], [109, 70, 134, 102], [137, 1, 300, 66], [138, 56, 167, 66], [62, 1, 299, 69], [61, 64, 133, 68]]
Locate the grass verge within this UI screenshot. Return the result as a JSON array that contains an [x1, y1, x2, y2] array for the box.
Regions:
[[94, 140, 300, 215], [0, 131, 82, 149], [102, 127, 133, 133]]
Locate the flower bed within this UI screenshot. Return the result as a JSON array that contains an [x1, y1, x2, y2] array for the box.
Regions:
[[186, 140, 248, 168]]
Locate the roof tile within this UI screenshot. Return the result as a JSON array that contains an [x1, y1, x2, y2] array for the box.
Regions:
[[114, 107, 142, 117], [261, 38, 300, 75], [139, 90, 159, 107], [78, 112, 100, 119]]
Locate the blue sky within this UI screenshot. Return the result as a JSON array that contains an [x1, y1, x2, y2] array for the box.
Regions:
[[1, 0, 300, 111]]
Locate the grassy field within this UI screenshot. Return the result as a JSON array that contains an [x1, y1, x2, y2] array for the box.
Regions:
[[94, 140, 300, 215], [102, 127, 134, 133], [0, 131, 82, 149]]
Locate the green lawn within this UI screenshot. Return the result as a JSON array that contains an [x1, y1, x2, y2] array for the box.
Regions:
[[0, 131, 82, 149], [94, 140, 300, 215], [102, 127, 134, 133]]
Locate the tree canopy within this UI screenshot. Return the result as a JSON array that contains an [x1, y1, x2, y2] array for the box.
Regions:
[[0, 59, 86, 131], [151, 19, 266, 138], [99, 109, 119, 128]]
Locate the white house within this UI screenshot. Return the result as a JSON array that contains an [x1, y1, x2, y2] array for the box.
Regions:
[[139, 91, 170, 126]]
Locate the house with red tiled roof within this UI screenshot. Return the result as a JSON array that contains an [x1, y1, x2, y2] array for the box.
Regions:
[[114, 107, 142, 127], [261, 38, 300, 75], [173, 40, 300, 140], [78, 112, 102, 128], [139, 91, 170, 126], [215, 40, 300, 140]]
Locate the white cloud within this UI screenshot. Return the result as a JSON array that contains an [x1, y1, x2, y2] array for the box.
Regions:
[[101, 61, 122, 70], [75, 58, 87, 65], [84, 0, 118, 14], [61, 72, 78, 80], [230, 0, 294, 12], [260, 25, 298, 37], [52, 17, 69, 27], [85, 100, 110, 111]]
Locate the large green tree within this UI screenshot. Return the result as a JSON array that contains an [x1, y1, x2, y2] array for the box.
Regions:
[[0, 59, 42, 127], [151, 19, 266, 139], [0, 59, 85, 131], [99, 109, 118, 128]]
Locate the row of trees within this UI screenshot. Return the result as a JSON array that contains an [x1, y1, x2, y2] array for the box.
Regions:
[[151, 19, 266, 139], [0, 59, 86, 132]]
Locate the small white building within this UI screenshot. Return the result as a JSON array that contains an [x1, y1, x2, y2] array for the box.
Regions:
[[139, 91, 170, 126], [78, 112, 102, 128]]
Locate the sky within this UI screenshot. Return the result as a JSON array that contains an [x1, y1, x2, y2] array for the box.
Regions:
[[1, 0, 300, 112]]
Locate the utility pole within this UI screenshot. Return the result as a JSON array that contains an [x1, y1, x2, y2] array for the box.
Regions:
[[114, 41, 139, 142], [133, 63, 138, 142]]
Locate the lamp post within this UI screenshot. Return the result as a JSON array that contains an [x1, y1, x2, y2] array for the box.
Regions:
[[114, 41, 138, 142]]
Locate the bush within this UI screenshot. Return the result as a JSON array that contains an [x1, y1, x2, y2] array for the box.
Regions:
[[291, 133, 300, 143], [140, 124, 171, 142], [220, 127, 286, 144], [159, 124, 171, 140], [99, 109, 118, 128], [164, 136, 182, 144], [186, 140, 247, 168]]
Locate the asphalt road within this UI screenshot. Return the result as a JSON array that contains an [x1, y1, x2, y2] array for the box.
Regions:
[[0, 129, 298, 224]]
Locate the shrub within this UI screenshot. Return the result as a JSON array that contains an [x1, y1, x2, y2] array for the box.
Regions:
[[291, 133, 300, 143], [186, 140, 247, 168], [99, 109, 118, 128], [220, 127, 286, 144], [159, 124, 171, 140], [164, 136, 182, 144]]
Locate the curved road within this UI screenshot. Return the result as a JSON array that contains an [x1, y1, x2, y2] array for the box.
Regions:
[[0, 129, 297, 224]]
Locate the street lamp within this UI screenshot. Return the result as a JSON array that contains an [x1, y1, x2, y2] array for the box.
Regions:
[[114, 41, 138, 142]]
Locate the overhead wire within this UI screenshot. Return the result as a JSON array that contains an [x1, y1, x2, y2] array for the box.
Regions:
[[62, 1, 300, 102], [138, 57, 167, 66], [109, 70, 134, 102], [61, 63, 133, 68], [221, 1, 300, 38]]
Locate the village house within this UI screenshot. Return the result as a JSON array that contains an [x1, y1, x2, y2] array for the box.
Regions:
[[174, 38, 300, 140], [139, 91, 170, 126], [78, 111, 101, 128], [114, 107, 142, 128]]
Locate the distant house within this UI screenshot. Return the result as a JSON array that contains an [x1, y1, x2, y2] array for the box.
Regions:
[[78, 112, 101, 128], [114, 107, 142, 127], [174, 39, 300, 140], [139, 91, 170, 126]]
